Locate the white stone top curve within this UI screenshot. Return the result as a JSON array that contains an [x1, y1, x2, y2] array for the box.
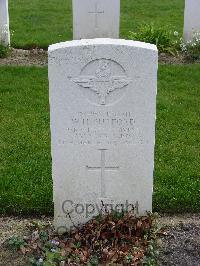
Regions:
[[48, 38, 158, 53]]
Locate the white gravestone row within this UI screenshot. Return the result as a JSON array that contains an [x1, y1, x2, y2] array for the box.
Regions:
[[73, 0, 120, 40], [0, 0, 10, 46], [184, 0, 200, 42], [48, 39, 158, 231]]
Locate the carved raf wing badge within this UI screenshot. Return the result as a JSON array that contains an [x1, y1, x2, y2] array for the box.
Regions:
[[71, 59, 132, 105]]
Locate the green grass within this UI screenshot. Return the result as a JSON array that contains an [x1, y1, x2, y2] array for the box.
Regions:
[[0, 65, 199, 215], [0, 67, 52, 215], [155, 65, 200, 212], [9, 0, 185, 49]]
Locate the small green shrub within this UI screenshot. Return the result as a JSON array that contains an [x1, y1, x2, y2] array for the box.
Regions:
[[8, 236, 27, 250], [0, 44, 9, 58], [180, 32, 200, 60], [129, 24, 178, 55]]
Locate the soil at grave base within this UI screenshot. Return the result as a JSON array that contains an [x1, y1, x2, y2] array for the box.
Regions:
[[0, 48, 200, 66], [0, 214, 200, 266], [157, 214, 200, 266], [0, 48, 48, 67]]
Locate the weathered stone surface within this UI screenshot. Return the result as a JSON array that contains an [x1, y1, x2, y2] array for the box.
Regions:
[[184, 0, 200, 42], [48, 39, 158, 231], [0, 0, 10, 46], [73, 0, 120, 39]]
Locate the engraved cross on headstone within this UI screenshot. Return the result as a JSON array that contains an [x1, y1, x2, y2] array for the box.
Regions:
[[88, 2, 104, 29], [86, 149, 119, 198]]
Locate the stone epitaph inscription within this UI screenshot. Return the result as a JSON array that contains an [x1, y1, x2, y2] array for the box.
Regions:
[[71, 59, 132, 106], [58, 111, 144, 146], [88, 2, 104, 29]]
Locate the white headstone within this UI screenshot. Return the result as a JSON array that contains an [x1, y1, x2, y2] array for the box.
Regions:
[[184, 0, 200, 42], [48, 39, 158, 232], [0, 0, 10, 46], [73, 0, 120, 40]]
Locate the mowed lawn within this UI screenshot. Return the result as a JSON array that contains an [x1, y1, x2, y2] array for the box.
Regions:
[[0, 65, 199, 215], [9, 0, 185, 48]]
